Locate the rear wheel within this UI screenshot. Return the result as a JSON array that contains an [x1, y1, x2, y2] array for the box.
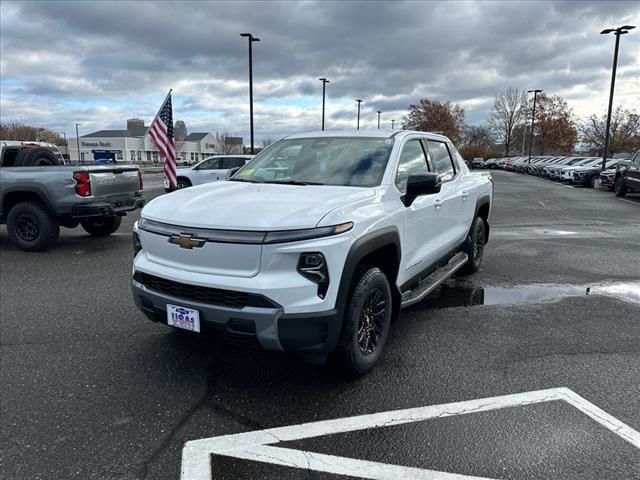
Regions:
[[177, 178, 191, 189], [80, 216, 122, 236], [7, 201, 60, 251], [334, 267, 392, 377], [588, 175, 597, 188], [614, 177, 627, 197], [461, 216, 486, 274]]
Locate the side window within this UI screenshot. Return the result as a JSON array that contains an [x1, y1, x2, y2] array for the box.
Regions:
[[426, 140, 456, 181], [220, 157, 243, 169], [395, 139, 430, 193]]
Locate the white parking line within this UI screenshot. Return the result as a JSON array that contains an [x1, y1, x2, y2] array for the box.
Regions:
[[618, 198, 640, 206], [181, 387, 640, 480]]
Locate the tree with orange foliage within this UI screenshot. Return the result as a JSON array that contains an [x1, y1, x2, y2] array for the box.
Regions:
[[402, 99, 465, 145], [532, 94, 577, 154]]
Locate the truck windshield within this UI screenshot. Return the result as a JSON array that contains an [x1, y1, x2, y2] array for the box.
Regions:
[[232, 137, 394, 187]]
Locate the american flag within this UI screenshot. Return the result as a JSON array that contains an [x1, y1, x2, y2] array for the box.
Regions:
[[149, 92, 177, 188]]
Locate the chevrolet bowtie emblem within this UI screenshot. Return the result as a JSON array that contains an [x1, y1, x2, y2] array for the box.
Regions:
[[168, 234, 206, 249]]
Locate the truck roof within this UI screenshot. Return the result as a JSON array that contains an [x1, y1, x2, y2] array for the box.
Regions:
[[283, 130, 450, 142]]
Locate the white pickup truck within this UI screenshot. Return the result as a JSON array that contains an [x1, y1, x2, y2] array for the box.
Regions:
[[132, 130, 493, 375]]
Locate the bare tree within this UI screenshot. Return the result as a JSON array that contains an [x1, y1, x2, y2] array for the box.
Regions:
[[0, 121, 65, 145], [486, 88, 527, 156], [580, 106, 640, 156], [216, 131, 237, 154]]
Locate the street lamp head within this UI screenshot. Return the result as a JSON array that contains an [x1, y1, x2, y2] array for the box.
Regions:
[[620, 25, 636, 32], [252, 37, 260, 42], [355, 99, 362, 103], [600, 28, 614, 34], [240, 33, 251, 37], [319, 77, 329, 83], [527, 89, 543, 94], [376, 110, 381, 114]]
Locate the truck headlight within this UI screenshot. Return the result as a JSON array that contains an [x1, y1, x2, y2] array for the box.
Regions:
[[298, 252, 329, 299]]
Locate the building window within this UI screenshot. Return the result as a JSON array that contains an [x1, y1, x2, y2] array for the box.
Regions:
[[191, 152, 195, 161], [116, 151, 123, 161], [130, 150, 136, 162], [146, 151, 152, 163], [152, 152, 159, 164], [80, 152, 85, 163], [137, 151, 142, 162]]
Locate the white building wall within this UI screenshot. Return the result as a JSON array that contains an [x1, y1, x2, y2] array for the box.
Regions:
[[68, 134, 223, 164]]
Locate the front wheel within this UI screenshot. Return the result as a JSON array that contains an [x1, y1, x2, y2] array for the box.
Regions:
[[176, 178, 192, 189], [461, 216, 486, 274], [80, 216, 122, 236], [614, 177, 627, 197], [334, 267, 392, 377]]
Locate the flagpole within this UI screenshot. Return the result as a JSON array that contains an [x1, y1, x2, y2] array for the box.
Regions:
[[132, 88, 172, 164]]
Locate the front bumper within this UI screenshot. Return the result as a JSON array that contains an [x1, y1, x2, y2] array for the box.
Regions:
[[131, 276, 342, 354]]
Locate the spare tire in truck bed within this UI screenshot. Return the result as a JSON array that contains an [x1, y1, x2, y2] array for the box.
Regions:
[[15, 147, 60, 166]]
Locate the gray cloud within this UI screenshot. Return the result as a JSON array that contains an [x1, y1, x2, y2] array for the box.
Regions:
[[1, 0, 639, 142]]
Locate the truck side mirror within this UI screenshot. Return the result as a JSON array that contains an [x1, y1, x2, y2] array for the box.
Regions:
[[226, 166, 241, 179], [403, 173, 441, 207]]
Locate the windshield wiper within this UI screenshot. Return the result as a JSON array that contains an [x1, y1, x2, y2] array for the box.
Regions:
[[264, 180, 324, 186], [229, 178, 262, 183]]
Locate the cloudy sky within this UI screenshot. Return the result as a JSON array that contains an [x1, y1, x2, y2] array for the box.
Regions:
[[1, 0, 638, 143]]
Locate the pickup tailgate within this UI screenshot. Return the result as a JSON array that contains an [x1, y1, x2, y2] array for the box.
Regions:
[[87, 167, 140, 197]]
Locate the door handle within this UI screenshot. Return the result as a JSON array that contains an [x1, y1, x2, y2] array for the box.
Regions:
[[461, 191, 469, 200], [434, 199, 443, 210]]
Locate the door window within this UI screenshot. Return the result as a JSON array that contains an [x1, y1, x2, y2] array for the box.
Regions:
[[426, 140, 456, 181], [395, 139, 430, 193], [221, 157, 241, 169], [199, 158, 221, 170]]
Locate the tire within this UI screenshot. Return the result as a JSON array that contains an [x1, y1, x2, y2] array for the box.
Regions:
[[334, 267, 393, 377], [614, 177, 627, 197], [15, 147, 60, 166], [461, 216, 486, 274], [588, 175, 597, 188], [80, 216, 122, 236], [6, 201, 60, 251], [177, 178, 191, 189]]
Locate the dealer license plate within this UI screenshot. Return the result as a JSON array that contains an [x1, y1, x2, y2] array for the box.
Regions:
[[167, 304, 200, 332]]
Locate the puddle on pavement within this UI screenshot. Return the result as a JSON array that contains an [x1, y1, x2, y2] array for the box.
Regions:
[[420, 281, 640, 309]]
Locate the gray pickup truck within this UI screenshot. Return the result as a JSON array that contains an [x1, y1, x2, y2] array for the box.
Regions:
[[1, 142, 145, 251]]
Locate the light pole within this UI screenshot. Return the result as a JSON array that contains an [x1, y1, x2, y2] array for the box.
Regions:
[[521, 124, 527, 155], [319, 78, 329, 131], [376, 110, 381, 129], [526, 89, 543, 163], [391, 119, 395, 129], [240, 33, 260, 154], [75, 123, 81, 165], [355, 99, 362, 130], [600, 25, 635, 170]]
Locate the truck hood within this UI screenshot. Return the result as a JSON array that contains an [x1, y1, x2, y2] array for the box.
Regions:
[[142, 181, 374, 230]]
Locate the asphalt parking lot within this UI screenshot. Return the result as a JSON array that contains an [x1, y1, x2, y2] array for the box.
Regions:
[[1, 171, 639, 480]]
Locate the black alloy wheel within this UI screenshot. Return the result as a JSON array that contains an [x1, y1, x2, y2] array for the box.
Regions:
[[357, 288, 387, 356]]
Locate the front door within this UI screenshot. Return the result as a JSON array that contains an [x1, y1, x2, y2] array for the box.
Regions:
[[396, 138, 444, 282]]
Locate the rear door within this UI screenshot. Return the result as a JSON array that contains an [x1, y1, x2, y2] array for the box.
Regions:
[[424, 139, 468, 247]]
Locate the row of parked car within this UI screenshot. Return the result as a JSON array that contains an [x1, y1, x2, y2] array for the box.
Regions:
[[472, 152, 640, 197]]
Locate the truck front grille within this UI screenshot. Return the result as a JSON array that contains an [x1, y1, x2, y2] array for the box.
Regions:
[[134, 272, 248, 309]]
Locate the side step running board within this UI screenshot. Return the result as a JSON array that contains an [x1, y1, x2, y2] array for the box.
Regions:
[[400, 252, 469, 308]]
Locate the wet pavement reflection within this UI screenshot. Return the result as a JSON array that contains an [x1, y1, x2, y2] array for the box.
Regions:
[[416, 280, 640, 309]]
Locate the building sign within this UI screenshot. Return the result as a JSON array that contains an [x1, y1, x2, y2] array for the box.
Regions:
[[81, 141, 112, 147]]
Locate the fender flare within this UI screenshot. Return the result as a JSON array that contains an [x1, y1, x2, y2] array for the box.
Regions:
[[471, 194, 491, 242], [335, 226, 402, 314], [1, 186, 57, 219]]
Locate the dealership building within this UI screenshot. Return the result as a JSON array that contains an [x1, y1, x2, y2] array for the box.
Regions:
[[68, 119, 243, 164]]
